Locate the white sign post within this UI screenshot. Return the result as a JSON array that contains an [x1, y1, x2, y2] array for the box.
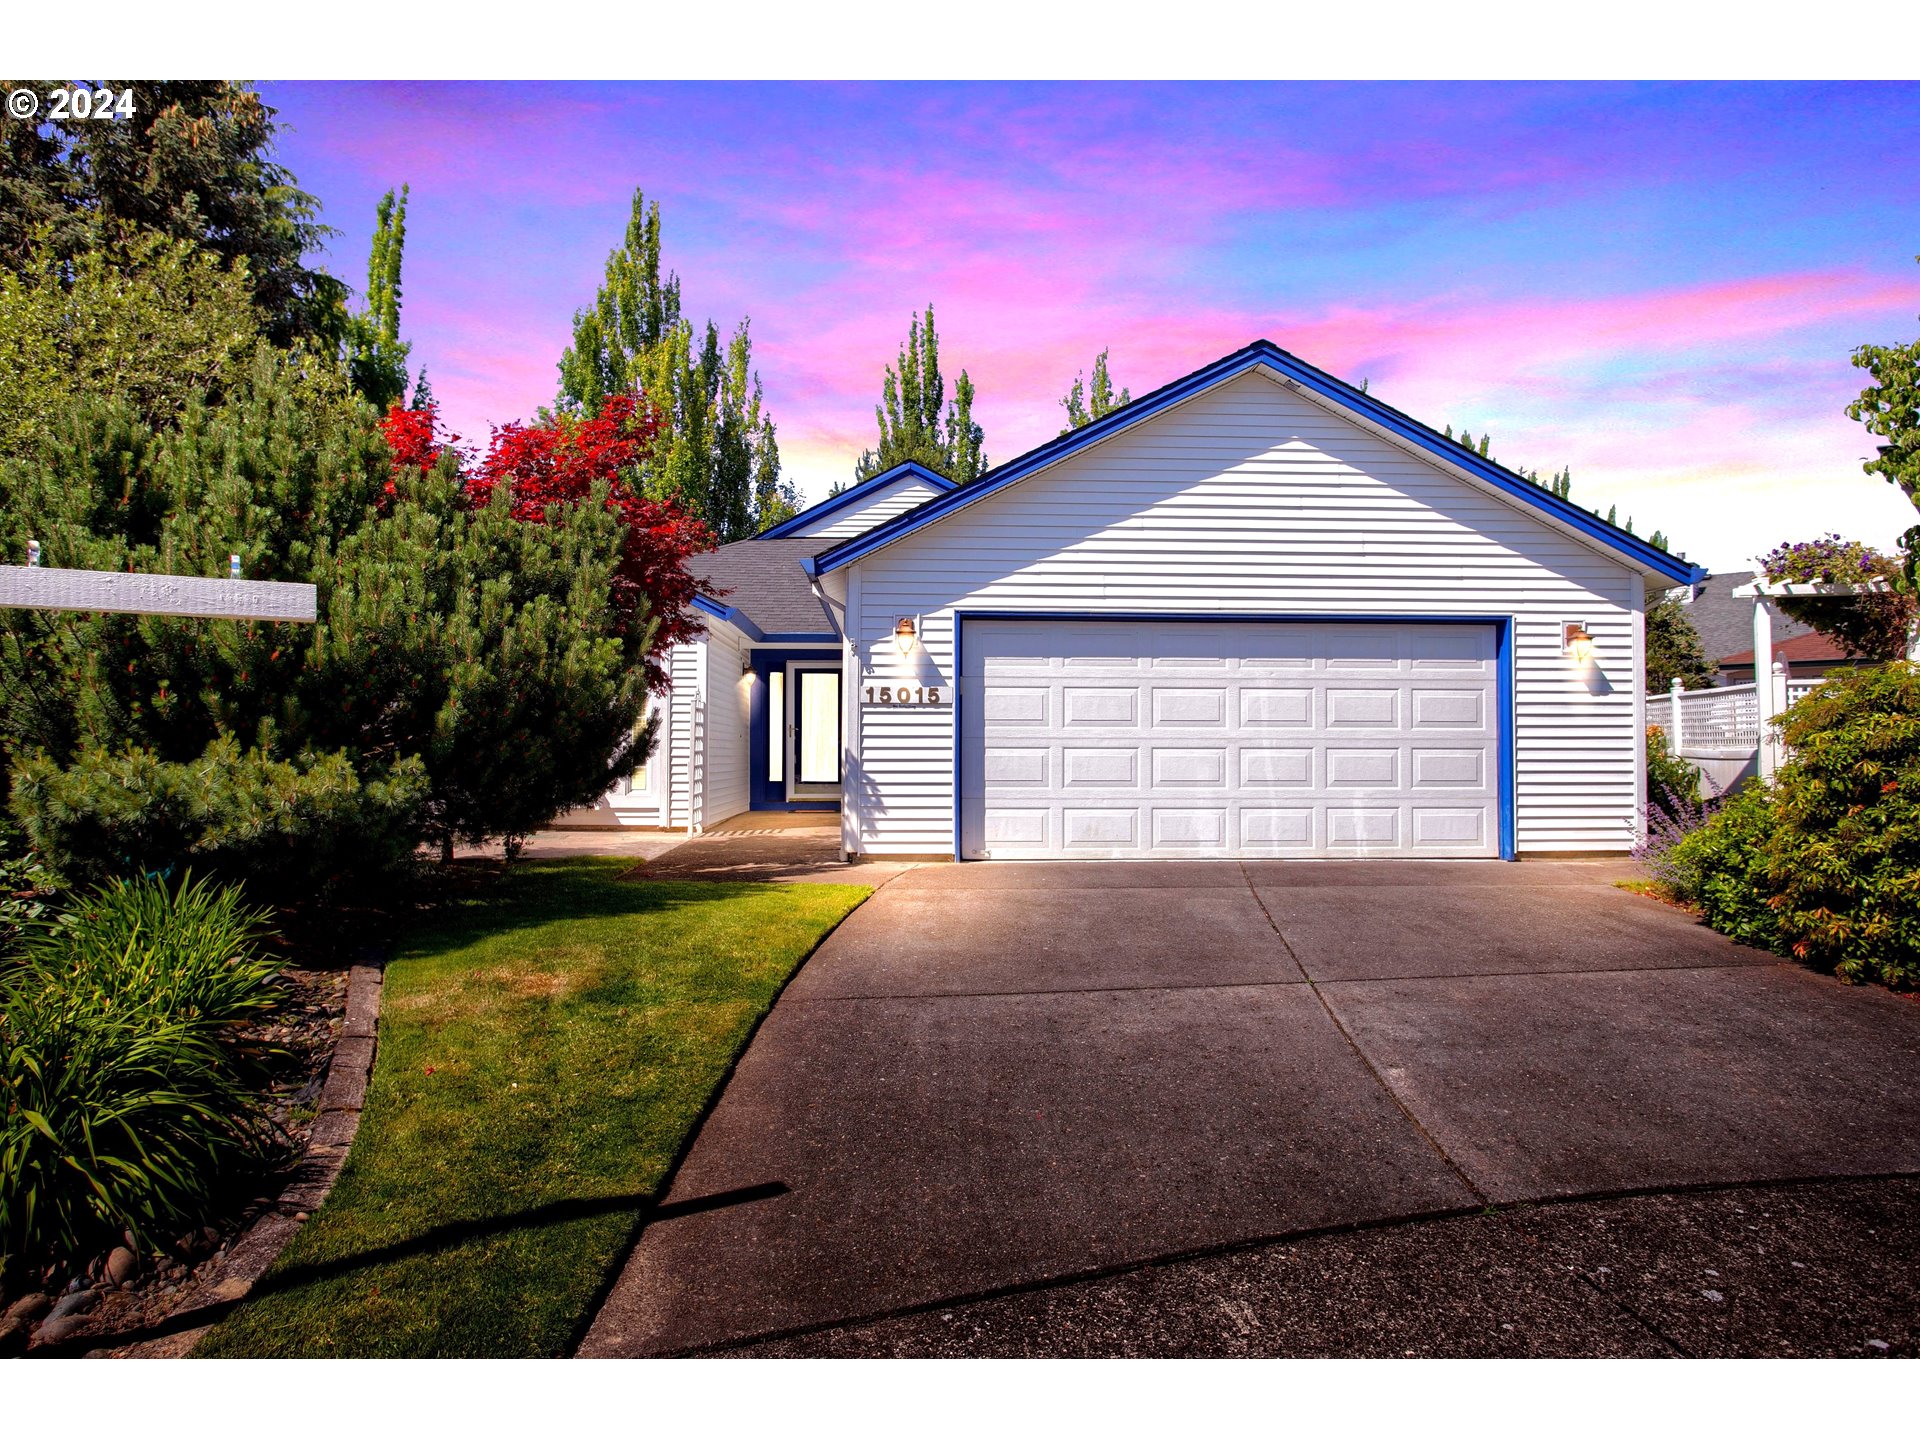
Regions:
[[0, 564, 317, 624]]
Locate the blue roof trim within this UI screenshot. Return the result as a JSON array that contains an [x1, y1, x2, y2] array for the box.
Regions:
[[757, 460, 957, 540], [692, 594, 763, 642], [805, 340, 1704, 587], [689, 595, 833, 645]]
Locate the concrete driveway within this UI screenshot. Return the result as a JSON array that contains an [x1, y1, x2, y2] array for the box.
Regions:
[[582, 859, 1920, 1357]]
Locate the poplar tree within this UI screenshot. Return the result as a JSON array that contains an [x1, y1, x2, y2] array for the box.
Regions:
[[1060, 349, 1131, 433], [853, 304, 987, 486], [555, 188, 792, 541], [344, 185, 411, 409]]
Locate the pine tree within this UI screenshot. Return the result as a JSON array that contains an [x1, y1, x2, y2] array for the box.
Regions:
[[409, 369, 434, 410], [854, 304, 987, 485], [554, 189, 791, 541], [344, 185, 411, 409], [1059, 348, 1132, 433], [0, 351, 710, 891]]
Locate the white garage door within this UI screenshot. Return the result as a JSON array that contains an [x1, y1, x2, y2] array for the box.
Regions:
[[961, 619, 1500, 860]]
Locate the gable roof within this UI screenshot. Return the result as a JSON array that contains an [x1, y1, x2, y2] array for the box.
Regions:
[[756, 460, 956, 540], [804, 340, 1705, 587], [690, 537, 837, 641]]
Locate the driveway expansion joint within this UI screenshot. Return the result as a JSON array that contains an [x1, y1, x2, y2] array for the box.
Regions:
[[1240, 862, 1493, 1211]]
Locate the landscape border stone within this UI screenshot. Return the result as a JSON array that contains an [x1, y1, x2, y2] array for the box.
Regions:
[[110, 961, 385, 1359]]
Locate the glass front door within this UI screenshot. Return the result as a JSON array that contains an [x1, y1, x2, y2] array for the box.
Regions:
[[787, 665, 842, 800]]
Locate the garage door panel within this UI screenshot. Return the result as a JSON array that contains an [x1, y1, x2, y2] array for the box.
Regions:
[[1152, 808, 1228, 849], [1326, 747, 1399, 787], [1413, 689, 1485, 728], [1063, 687, 1139, 727], [966, 619, 1498, 859], [985, 687, 1051, 725], [1240, 808, 1315, 847], [1063, 808, 1138, 849], [1062, 747, 1139, 787], [1151, 688, 1227, 726], [1326, 688, 1400, 728], [982, 747, 1050, 786], [983, 808, 1050, 847], [1413, 807, 1487, 847], [1239, 687, 1314, 726], [1412, 748, 1485, 787], [1329, 808, 1399, 846], [1151, 747, 1228, 787], [1241, 748, 1313, 787]]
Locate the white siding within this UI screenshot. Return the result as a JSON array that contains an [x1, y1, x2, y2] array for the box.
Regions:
[[701, 624, 752, 826], [786, 475, 946, 540], [664, 640, 703, 829], [844, 368, 1647, 857]]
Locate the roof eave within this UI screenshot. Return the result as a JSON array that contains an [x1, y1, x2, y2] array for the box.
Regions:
[[757, 460, 959, 541], [809, 341, 1705, 588]]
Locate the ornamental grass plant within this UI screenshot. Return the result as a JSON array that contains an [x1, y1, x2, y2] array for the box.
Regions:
[[0, 872, 286, 1284]]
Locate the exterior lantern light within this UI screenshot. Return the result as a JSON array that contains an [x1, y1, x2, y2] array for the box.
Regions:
[[1563, 621, 1594, 666], [894, 615, 919, 655]]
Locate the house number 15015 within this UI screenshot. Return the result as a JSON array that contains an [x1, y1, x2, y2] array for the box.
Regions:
[[865, 685, 943, 706]]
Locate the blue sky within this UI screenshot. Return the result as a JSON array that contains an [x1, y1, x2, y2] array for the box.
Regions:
[[264, 81, 1920, 571]]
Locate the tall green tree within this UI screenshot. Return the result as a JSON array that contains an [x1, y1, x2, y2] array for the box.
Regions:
[[0, 224, 261, 458], [1059, 348, 1130, 434], [0, 81, 344, 347], [555, 188, 792, 540], [853, 304, 987, 486], [1645, 591, 1715, 691], [1846, 252, 1920, 585], [343, 185, 411, 410]]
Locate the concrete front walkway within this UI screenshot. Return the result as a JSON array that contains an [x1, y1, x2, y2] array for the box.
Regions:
[[581, 859, 1920, 1357]]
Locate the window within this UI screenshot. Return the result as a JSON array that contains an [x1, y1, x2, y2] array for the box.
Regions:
[[767, 670, 784, 782]]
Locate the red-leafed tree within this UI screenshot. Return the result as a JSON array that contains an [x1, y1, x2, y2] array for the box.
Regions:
[[462, 395, 714, 678], [378, 396, 714, 687]]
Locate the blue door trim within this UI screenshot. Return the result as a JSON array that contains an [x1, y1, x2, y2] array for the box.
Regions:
[[950, 611, 1517, 862], [749, 646, 843, 812]]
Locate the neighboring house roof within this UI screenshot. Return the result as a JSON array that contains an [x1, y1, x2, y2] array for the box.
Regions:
[[1681, 570, 1821, 665], [1721, 630, 1853, 667], [691, 537, 836, 641], [756, 461, 956, 540], [805, 339, 1704, 587]]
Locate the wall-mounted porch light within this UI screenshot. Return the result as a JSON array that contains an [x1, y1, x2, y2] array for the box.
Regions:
[[893, 615, 919, 655], [1563, 621, 1595, 666]]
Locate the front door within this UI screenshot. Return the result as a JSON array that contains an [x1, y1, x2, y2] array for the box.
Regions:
[[786, 663, 843, 802]]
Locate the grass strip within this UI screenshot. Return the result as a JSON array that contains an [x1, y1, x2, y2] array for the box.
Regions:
[[197, 858, 867, 1356]]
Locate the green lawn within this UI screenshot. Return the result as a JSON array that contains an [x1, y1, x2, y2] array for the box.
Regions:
[[197, 858, 867, 1357]]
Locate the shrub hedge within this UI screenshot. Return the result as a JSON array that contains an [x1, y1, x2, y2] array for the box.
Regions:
[[1664, 662, 1919, 988]]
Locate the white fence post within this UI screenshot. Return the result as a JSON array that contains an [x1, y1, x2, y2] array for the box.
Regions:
[[1754, 600, 1778, 781], [1668, 678, 1684, 752]]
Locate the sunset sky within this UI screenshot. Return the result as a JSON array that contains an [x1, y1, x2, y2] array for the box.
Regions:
[[264, 80, 1920, 573]]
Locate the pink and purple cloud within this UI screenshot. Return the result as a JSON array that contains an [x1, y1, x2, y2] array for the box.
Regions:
[[267, 81, 1920, 570]]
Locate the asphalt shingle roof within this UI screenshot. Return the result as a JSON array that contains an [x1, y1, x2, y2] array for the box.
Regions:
[[692, 537, 835, 637], [1682, 571, 1817, 665]]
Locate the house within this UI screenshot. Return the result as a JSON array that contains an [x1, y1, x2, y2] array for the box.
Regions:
[[568, 340, 1703, 860], [1677, 570, 1859, 684]]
